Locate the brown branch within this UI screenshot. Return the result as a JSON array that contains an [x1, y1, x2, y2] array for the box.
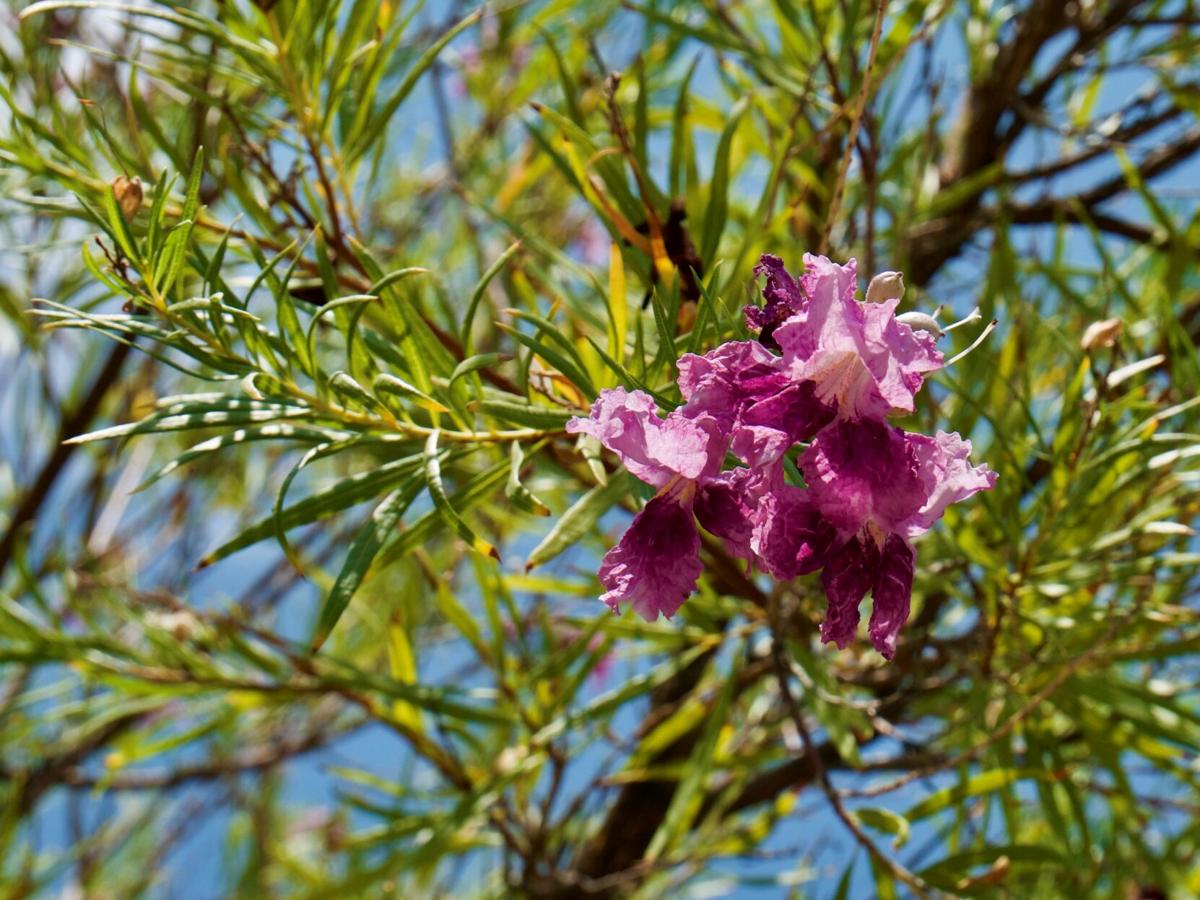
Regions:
[[0, 720, 350, 793], [0, 340, 131, 573], [767, 630, 930, 895]]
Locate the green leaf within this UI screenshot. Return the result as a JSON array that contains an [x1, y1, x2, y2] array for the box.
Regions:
[[345, 9, 483, 163], [462, 241, 521, 355], [525, 471, 632, 570], [853, 807, 911, 849], [473, 399, 572, 430], [311, 482, 424, 651], [505, 441, 550, 517], [906, 769, 1045, 821], [200, 450, 441, 566], [699, 96, 749, 264], [424, 431, 500, 561], [449, 353, 511, 386]]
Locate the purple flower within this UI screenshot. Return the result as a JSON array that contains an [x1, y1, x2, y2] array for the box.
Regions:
[[801, 419, 997, 543], [693, 466, 763, 561], [772, 254, 943, 420], [794, 419, 995, 657], [567, 388, 754, 619], [749, 475, 837, 579], [562, 252, 996, 656], [566, 387, 724, 489], [818, 534, 915, 659]]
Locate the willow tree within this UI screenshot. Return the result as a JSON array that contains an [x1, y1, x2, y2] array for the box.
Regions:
[[2, 1, 1200, 896]]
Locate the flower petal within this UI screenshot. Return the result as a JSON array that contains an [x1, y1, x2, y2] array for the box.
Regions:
[[750, 478, 837, 579], [678, 341, 788, 427], [746, 253, 808, 334], [773, 254, 943, 419], [736, 380, 835, 462], [598, 487, 702, 621], [900, 430, 998, 538], [801, 419, 928, 539], [567, 387, 723, 487], [868, 535, 915, 659], [819, 536, 880, 649], [694, 467, 762, 560]]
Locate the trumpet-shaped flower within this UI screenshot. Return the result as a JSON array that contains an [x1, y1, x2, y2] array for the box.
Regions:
[[796, 419, 996, 657], [774, 254, 943, 420], [567, 388, 756, 620]]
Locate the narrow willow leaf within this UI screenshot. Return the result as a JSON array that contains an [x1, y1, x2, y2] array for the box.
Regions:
[[462, 240, 522, 355], [386, 616, 423, 732], [153, 219, 194, 296], [66, 405, 312, 444], [99, 185, 141, 264], [181, 145, 204, 222], [367, 266, 429, 295], [607, 242, 627, 372], [496, 324, 596, 399], [448, 353, 511, 386], [311, 483, 423, 651], [424, 431, 500, 561], [200, 450, 442, 566], [506, 442, 550, 517], [473, 399, 572, 430], [136, 424, 346, 491], [329, 371, 385, 413], [374, 372, 450, 414], [345, 8, 483, 162], [145, 170, 173, 259], [525, 471, 632, 571], [375, 457, 509, 570], [905, 769, 1045, 821], [699, 96, 749, 264], [670, 55, 701, 197], [854, 807, 911, 850]]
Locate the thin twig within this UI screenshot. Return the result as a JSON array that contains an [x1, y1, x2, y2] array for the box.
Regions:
[[819, 0, 887, 255]]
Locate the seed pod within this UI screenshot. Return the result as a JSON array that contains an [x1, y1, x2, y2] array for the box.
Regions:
[[1081, 317, 1122, 350], [111, 175, 143, 220]]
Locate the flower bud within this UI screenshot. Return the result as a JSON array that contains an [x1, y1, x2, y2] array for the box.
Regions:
[[895, 311, 943, 336], [111, 175, 142, 220], [865, 270, 905, 303], [1080, 317, 1122, 350]]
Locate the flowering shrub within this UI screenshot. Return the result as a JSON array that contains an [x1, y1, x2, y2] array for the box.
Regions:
[[569, 254, 996, 657]]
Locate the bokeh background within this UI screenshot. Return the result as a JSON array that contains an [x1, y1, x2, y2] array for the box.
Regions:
[[3, 1, 1200, 896]]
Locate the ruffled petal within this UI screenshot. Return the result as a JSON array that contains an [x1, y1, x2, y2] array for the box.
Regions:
[[868, 535, 915, 659], [750, 479, 838, 579], [745, 254, 808, 333], [694, 467, 761, 560], [819, 536, 880, 649], [801, 419, 928, 539], [598, 487, 702, 621], [900, 430, 998, 537], [771, 254, 943, 420], [735, 380, 835, 464], [678, 341, 789, 429], [567, 387, 724, 487]]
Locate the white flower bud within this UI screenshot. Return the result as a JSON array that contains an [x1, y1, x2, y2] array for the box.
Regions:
[[866, 271, 905, 303], [895, 311, 943, 336]]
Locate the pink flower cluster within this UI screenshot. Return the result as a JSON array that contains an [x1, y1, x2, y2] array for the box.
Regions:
[[566, 254, 996, 659]]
